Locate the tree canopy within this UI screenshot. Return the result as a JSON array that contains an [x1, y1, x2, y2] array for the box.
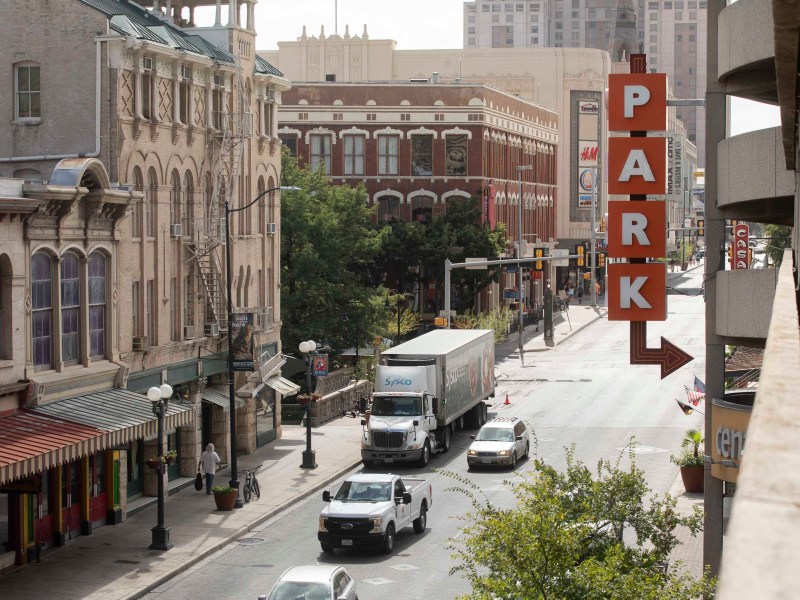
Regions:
[[445, 445, 716, 600]]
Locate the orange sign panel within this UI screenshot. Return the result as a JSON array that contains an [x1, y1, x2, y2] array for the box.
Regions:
[[607, 263, 667, 321], [606, 200, 666, 259], [608, 73, 668, 131], [608, 137, 666, 196]]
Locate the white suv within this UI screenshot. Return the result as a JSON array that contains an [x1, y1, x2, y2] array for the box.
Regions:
[[467, 417, 530, 469]]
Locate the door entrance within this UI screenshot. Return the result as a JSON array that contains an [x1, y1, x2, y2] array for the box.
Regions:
[[60, 462, 81, 540], [89, 452, 107, 525]]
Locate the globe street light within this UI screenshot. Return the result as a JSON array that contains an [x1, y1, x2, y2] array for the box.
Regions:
[[299, 340, 317, 469], [147, 383, 173, 551], [225, 185, 300, 508]]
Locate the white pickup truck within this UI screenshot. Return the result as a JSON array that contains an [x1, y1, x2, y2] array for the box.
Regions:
[[318, 473, 432, 554]]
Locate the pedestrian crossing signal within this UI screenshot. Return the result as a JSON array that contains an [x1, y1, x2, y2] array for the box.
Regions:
[[598, 253, 606, 267], [534, 248, 545, 271], [576, 244, 585, 267], [697, 219, 704, 236]]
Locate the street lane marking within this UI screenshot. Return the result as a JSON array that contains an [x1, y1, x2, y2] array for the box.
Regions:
[[390, 564, 420, 571], [362, 577, 395, 585]]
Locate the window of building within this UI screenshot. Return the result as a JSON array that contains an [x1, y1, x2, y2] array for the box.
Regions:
[[132, 281, 140, 337], [377, 195, 401, 222], [468, 26, 476, 33], [183, 171, 194, 231], [688, 0, 697, 7], [31, 253, 53, 369], [649, 1, 659, 8], [532, 36, 538, 44], [506, 13, 514, 22], [132, 167, 143, 238], [179, 65, 190, 124], [531, 25, 538, 33], [88, 252, 106, 358], [280, 135, 298, 156], [468, 37, 476, 45], [689, 11, 697, 19], [516, 3, 524, 10], [146, 168, 157, 237], [15, 63, 40, 121], [411, 196, 433, 224], [491, 3, 500, 12], [170, 170, 181, 226], [212, 74, 224, 129], [650, 34, 657, 42], [675, 12, 683, 20], [482, 3, 490, 11], [492, 25, 514, 46], [343, 134, 365, 175], [309, 133, 332, 173], [411, 135, 433, 176], [141, 57, 155, 120], [492, 14, 500, 23], [571, 31, 579, 40], [378, 135, 399, 175], [60, 252, 80, 365], [170, 277, 178, 342], [183, 274, 193, 338], [147, 279, 155, 346], [468, 15, 475, 23]]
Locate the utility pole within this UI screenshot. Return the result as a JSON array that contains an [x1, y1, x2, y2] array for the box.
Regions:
[[517, 165, 533, 365], [591, 167, 598, 308]]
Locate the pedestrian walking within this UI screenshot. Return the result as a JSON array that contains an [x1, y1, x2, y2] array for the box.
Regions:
[[198, 443, 221, 495]]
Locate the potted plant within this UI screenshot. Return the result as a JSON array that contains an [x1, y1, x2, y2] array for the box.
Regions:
[[212, 485, 238, 511], [145, 456, 165, 471], [164, 450, 178, 465], [296, 393, 321, 406], [671, 428, 704, 493]]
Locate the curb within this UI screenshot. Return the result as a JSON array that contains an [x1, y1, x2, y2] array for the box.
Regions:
[[525, 309, 606, 352], [126, 457, 364, 600]]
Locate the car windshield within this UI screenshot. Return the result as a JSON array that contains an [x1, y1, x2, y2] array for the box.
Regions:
[[334, 480, 392, 502], [267, 581, 330, 600], [371, 396, 422, 417], [475, 426, 514, 442]]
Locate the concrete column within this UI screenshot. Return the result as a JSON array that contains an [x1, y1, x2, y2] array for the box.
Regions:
[[215, 0, 222, 26], [703, 0, 727, 581]]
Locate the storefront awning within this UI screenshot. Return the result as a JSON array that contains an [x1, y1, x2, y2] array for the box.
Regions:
[[202, 386, 244, 410], [264, 374, 300, 397], [32, 388, 194, 448], [0, 410, 105, 485]]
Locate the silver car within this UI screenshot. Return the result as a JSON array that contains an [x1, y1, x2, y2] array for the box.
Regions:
[[467, 417, 530, 469], [259, 564, 358, 600]]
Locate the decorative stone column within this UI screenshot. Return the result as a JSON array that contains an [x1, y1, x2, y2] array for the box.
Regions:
[[182, 377, 206, 476]]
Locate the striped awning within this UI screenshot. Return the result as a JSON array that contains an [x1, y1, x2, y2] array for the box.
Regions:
[[32, 388, 195, 448], [264, 375, 300, 397], [0, 410, 105, 485], [201, 386, 244, 410]]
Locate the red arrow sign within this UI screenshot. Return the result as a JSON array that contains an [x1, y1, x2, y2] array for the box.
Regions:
[[630, 321, 693, 378]]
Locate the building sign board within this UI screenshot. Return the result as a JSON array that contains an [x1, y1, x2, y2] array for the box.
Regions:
[[607, 137, 666, 196], [731, 223, 750, 270], [607, 263, 667, 321], [608, 73, 667, 131], [606, 200, 666, 258]]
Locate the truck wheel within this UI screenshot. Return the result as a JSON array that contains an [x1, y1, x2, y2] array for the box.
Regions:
[[481, 404, 488, 425], [417, 440, 431, 467], [382, 524, 395, 554], [413, 504, 427, 534], [320, 542, 334, 553]]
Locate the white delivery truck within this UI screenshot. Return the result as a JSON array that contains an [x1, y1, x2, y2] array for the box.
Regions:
[[361, 329, 495, 467]]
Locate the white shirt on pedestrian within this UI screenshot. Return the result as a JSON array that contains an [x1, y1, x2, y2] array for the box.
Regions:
[[199, 450, 220, 474]]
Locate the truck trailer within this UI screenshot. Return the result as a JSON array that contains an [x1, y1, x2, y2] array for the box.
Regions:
[[361, 329, 495, 467]]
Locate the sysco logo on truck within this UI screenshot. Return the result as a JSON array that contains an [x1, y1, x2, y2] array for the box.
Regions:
[[384, 377, 413, 387]]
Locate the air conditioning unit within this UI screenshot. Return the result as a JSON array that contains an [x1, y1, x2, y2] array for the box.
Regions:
[[132, 336, 150, 351], [170, 223, 183, 238], [143, 56, 153, 71], [204, 322, 220, 337], [183, 325, 196, 339], [267, 87, 275, 102], [266, 223, 277, 235]]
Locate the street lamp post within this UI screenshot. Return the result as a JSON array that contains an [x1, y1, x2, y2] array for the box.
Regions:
[[224, 185, 299, 507], [147, 383, 173, 551], [516, 165, 533, 365], [299, 340, 317, 469]]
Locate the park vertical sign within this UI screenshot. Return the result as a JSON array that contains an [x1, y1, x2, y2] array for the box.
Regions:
[[606, 71, 692, 378]]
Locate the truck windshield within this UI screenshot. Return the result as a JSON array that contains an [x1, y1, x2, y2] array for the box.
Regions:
[[334, 480, 392, 502], [371, 396, 422, 416]]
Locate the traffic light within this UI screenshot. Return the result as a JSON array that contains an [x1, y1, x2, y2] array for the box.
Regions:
[[534, 248, 545, 271], [576, 244, 585, 267], [598, 253, 606, 268], [697, 219, 705, 236]]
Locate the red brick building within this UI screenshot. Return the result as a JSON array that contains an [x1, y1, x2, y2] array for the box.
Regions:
[[279, 82, 559, 314]]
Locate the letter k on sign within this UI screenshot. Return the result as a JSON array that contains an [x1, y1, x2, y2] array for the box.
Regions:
[[607, 263, 667, 321]]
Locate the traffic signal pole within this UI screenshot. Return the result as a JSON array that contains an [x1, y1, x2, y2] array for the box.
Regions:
[[591, 167, 598, 308]]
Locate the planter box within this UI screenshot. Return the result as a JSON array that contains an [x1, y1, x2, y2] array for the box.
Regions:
[[679, 465, 704, 493], [213, 490, 238, 511]]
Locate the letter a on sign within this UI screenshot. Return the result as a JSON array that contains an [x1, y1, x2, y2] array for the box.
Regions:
[[608, 137, 667, 195], [607, 263, 667, 321]]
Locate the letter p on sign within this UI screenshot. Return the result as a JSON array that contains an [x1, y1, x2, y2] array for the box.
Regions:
[[608, 73, 667, 131]]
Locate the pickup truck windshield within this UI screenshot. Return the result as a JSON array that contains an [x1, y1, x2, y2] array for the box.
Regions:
[[371, 396, 422, 417], [475, 427, 514, 442], [334, 480, 392, 502]]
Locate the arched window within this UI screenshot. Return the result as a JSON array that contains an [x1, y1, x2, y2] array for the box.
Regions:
[[88, 252, 107, 358], [0, 254, 13, 360], [410, 195, 434, 224], [146, 168, 158, 237], [132, 167, 143, 238], [267, 176, 276, 226], [257, 176, 265, 234], [205, 172, 214, 220], [377, 195, 401, 223], [183, 171, 194, 230], [31, 253, 53, 368], [170, 170, 181, 227], [61, 252, 81, 365]]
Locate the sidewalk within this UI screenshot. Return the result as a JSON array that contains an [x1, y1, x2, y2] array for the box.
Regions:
[[0, 301, 706, 598]]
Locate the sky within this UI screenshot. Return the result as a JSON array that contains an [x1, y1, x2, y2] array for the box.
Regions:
[[197, 0, 781, 137]]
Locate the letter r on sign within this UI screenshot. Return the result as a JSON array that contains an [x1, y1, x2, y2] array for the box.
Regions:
[[607, 201, 666, 259]]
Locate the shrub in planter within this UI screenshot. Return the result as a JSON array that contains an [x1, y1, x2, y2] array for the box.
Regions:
[[145, 456, 165, 470], [671, 428, 704, 493], [164, 450, 178, 465], [212, 485, 238, 511]]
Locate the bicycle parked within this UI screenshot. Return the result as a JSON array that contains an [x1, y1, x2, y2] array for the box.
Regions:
[[243, 469, 260, 503]]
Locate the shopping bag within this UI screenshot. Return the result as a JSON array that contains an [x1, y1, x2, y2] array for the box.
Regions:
[[194, 471, 203, 491]]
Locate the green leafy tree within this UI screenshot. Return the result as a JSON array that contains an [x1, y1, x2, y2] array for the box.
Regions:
[[763, 224, 792, 268], [280, 151, 385, 354], [444, 445, 716, 600]]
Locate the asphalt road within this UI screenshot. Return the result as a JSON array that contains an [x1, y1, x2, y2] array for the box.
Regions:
[[144, 269, 706, 600]]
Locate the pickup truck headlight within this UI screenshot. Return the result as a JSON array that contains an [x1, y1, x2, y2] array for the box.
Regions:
[[319, 517, 328, 532], [467, 449, 477, 456], [498, 450, 510, 456], [369, 517, 383, 534]]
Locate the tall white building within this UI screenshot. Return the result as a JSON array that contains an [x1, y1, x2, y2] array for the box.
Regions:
[[463, 0, 707, 163]]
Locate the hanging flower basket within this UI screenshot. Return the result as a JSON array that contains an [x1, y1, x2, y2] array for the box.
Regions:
[[145, 457, 165, 471], [164, 451, 178, 465], [296, 393, 321, 407]]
